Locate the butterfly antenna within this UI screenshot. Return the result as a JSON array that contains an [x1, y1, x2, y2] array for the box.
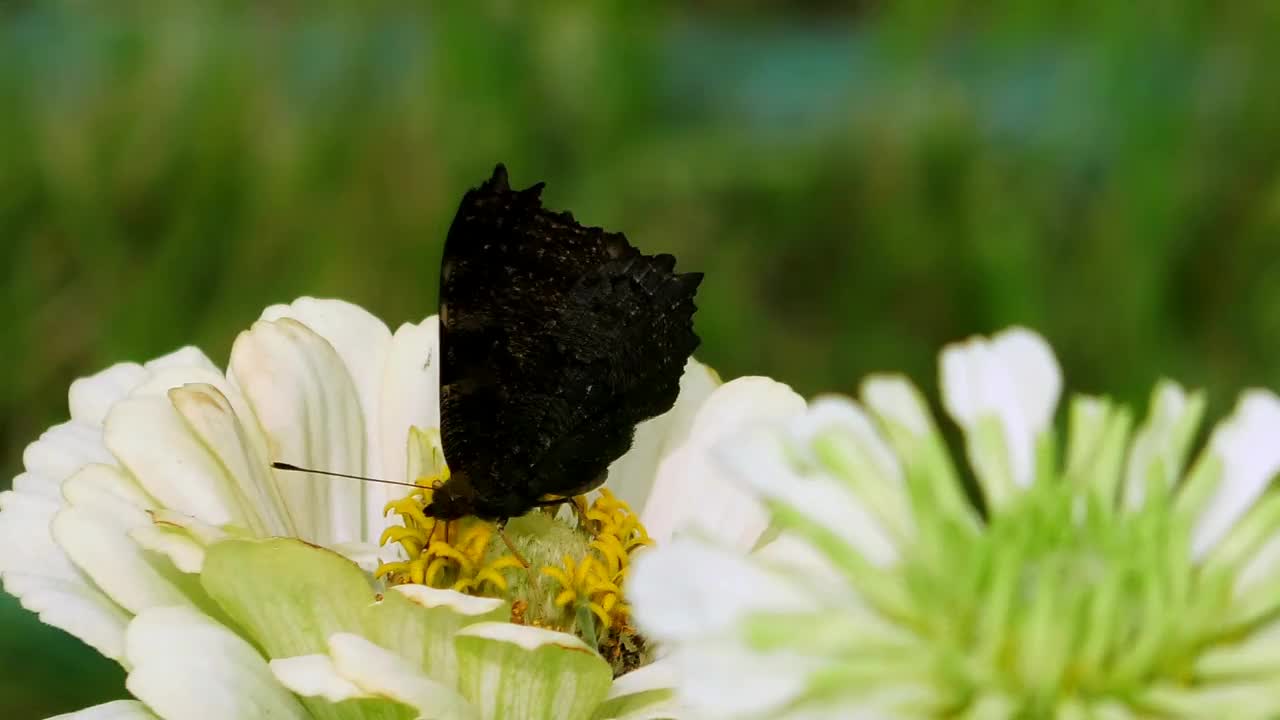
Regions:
[[270, 462, 423, 490]]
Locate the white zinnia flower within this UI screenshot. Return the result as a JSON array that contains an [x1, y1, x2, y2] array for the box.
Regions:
[[0, 296, 797, 720], [631, 326, 1280, 719]]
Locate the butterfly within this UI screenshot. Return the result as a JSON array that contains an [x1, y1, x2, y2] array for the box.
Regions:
[[425, 164, 703, 522]]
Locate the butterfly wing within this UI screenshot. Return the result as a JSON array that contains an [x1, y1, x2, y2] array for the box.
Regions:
[[437, 165, 701, 518]]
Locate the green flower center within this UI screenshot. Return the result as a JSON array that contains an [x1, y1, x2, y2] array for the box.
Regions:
[[909, 482, 1229, 712]]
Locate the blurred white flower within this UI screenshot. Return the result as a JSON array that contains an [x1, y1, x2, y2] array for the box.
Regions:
[[1, 296, 790, 720], [631, 326, 1280, 719]]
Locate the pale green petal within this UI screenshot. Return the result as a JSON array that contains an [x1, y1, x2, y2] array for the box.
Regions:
[[125, 606, 309, 720], [1064, 395, 1132, 508], [203, 536, 519, 715], [1122, 381, 1203, 510], [454, 622, 613, 720], [229, 317, 367, 546], [49, 700, 159, 720], [371, 584, 507, 688], [860, 375, 973, 528], [201, 538, 376, 659]]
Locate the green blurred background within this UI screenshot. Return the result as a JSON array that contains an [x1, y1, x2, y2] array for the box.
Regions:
[[4, 2, 1280, 716]]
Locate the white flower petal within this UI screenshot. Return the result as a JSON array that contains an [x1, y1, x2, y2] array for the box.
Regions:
[[49, 700, 159, 720], [125, 606, 309, 720], [69, 363, 148, 427], [1192, 390, 1280, 558], [379, 317, 440, 483], [261, 297, 393, 480], [103, 396, 245, 528], [372, 317, 440, 539], [989, 328, 1061, 432], [640, 377, 805, 550], [631, 538, 815, 640], [669, 641, 819, 718], [2, 572, 130, 662], [142, 346, 221, 375], [269, 653, 365, 703], [53, 472, 192, 614], [940, 327, 1061, 497], [229, 317, 367, 546], [608, 358, 719, 512], [0, 480, 132, 662], [23, 420, 114, 491], [0, 490, 79, 578]]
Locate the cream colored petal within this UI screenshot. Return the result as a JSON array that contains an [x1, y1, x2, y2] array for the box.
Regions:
[[269, 653, 364, 703], [125, 606, 309, 720], [53, 468, 193, 614], [608, 358, 720, 513], [49, 700, 159, 720], [229, 317, 366, 546], [369, 317, 439, 544], [261, 297, 393, 480], [640, 377, 805, 550], [169, 383, 293, 537], [103, 395, 245, 528], [329, 633, 477, 718]]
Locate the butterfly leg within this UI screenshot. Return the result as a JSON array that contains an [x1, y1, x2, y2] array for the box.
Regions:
[[495, 519, 531, 569]]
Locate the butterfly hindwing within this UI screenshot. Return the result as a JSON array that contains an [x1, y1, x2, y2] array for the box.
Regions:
[[434, 165, 701, 520]]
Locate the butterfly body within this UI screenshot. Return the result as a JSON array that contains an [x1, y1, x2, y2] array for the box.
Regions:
[[429, 165, 702, 522]]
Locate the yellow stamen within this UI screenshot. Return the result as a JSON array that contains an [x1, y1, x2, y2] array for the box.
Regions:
[[376, 462, 654, 663]]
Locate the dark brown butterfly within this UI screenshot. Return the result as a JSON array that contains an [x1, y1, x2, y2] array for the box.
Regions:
[[425, 164, 702, 522]]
